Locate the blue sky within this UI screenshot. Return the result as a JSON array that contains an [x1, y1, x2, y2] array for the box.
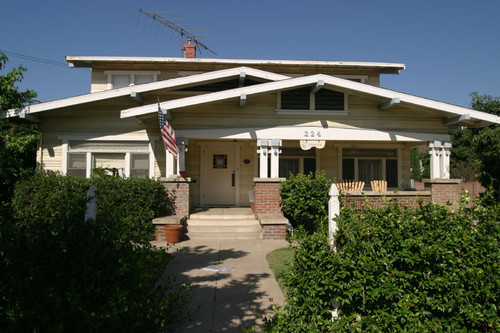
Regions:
[[1, 0, 499, 108]]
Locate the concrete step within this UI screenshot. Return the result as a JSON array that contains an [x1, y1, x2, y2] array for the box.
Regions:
[[186, 215, 262, 240]]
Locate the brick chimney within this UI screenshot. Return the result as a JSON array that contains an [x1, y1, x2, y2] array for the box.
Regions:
[[183, 40, 196, 58]]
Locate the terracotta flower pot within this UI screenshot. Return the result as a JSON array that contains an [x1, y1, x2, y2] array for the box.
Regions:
[[164, 224, 183, 243]]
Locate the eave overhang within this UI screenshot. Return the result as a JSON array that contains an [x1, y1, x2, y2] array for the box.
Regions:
[[66, 56, 406, 73]]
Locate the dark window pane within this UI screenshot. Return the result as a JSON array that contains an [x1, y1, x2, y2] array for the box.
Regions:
[[315, 89, 344, 110], [303, 158, 316, 175], [279, 158, 299, 178], [281, 87, 310, 109], [386, 159, 398, 187], [342, 159, 355, 180], [178, 78, 262, 92], [359, 159, 381, 184]]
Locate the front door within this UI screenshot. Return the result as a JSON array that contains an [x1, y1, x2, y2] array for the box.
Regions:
[[203, 145, 236, 206]]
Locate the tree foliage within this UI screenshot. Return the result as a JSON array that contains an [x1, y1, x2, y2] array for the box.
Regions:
[[450, 92, 500, 192], [0, 52, 39, 201]]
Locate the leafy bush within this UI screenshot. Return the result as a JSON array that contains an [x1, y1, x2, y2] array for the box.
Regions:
[[280, 171, 332, 232], [11, 172, 171, 245], [264, 197, 500, 332], [0, 172, 188, 331]]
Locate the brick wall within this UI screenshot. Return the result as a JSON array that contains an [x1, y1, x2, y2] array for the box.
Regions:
[[262, 224, 287, 239], [423, 179, 461, 211], [415, 181, 485, 197], [253, 178, 285, 214], [155, 225, 167, 241], [342, 192, 431, 210], [162, 178, 190, 217]]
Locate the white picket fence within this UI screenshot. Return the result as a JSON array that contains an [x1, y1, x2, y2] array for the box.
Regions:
[[328, 183, 340, 319]]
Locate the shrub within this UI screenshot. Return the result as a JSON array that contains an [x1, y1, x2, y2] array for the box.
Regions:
[[1, 172, 188, 331], [264, 197, 500, 332], [11, 172, 171, 245], [280, 171, 332, 232]]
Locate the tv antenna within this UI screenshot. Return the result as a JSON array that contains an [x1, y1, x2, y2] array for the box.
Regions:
[[138, 9, 217, 56]]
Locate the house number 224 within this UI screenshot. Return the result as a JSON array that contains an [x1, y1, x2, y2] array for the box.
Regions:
[[304, 131, 321, 138]]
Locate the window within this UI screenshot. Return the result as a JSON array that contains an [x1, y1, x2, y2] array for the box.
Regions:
[[67, 153, 86, 177], [278, 147, 316, 178], [64, 140, 153, 178], [130, 154, 150, 178], [106, 71, 159, 89], [342, 148, 398, 188], [279, 87, 346, 111]]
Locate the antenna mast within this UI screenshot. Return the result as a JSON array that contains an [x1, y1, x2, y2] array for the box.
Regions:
[[138, 9, 217, 56]]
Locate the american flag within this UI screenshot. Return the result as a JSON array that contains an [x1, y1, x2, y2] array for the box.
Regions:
[[157, 102, 179, 158]]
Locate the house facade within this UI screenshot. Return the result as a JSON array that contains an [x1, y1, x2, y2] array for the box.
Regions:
[[3, 46, 500, 218]]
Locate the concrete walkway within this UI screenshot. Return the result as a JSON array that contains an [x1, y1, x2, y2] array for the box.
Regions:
[[156, 239, 288, 332]]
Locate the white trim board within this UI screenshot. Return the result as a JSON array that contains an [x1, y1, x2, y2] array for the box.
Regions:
[[176, 126, 451, 142], [66, 56, 406, 72]]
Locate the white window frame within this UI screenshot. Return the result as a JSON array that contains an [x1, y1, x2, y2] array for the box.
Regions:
[[59, 135, 157, 178], [105, 71, 160, 90]]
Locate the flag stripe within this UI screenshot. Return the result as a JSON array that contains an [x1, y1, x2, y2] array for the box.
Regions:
[[157, 102, 179, 158]]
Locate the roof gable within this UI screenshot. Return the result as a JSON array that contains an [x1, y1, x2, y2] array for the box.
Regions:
[[120, 74, 500, 127], [1, 66, 290, 118]]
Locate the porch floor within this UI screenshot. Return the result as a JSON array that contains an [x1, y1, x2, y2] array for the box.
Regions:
[[190, 207, 254, 219]]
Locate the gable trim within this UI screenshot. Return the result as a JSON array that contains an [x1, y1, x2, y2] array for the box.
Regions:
[[1, 67, 290, 118]]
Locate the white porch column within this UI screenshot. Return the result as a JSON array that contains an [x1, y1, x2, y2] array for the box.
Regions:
[[428, 141, 442, 179], [269, 139, 282, 178], [177, 138, 188, 176], [440, 142, 452, 179], [165, 150, 175, 177], [257, 139, 269, 178]]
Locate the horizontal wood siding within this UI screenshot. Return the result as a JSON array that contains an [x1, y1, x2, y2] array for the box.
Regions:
[[91, 70, 107, 92], [165, 93, 448, 134], [318, 141, 338, 180], [239, 141, 256, 206], [186, 140, 201, 206]]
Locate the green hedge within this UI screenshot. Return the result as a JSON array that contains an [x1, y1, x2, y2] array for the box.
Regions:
[[11, 172, 171, 244], [0, 173, 189, 332], [264, 197, 500, 332], [280, 171, 333, 232]]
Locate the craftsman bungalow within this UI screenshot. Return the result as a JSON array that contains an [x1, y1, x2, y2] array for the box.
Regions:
[[3, 44, 500, 238]]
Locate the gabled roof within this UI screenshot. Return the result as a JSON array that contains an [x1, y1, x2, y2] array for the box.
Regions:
[[66, 56, 406, 74], [120, 74, 500, 127], [1, 66, 290, 118]]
